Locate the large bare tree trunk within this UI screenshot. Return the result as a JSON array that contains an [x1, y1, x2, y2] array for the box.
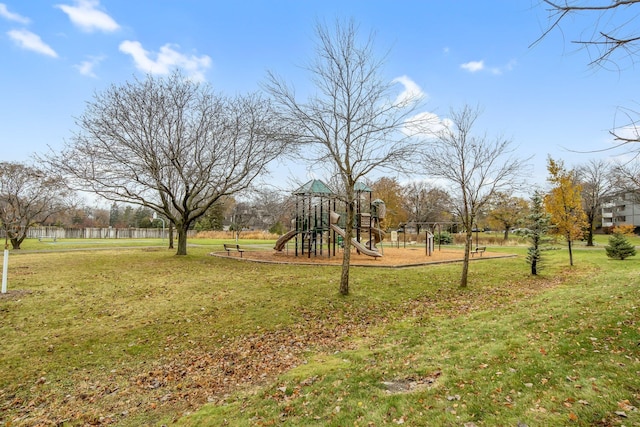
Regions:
[[176, 224, 189, 256], [340, 244, 352, 295], [461, 232, 472, 288], [10, 237, 24, 250], [586, 226, 594, 247], [340, 202, 355, 295]]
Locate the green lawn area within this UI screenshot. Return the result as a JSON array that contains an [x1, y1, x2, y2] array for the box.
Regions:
[[11, 237, 274, 252], [1, 237, 639, 426]]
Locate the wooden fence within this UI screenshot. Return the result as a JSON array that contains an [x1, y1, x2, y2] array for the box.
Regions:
[[22, 226, 196, 240]]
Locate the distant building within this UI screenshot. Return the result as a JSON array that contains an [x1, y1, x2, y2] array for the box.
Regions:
[[602, 192, 640, 228]]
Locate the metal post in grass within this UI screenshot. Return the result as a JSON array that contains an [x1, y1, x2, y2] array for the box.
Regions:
[[475, 224, 479, 250], [2, 236, 8, 294]]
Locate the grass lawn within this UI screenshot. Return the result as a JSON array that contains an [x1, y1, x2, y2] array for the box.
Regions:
[[11, 237, 274, 252], [1, 237, 639, 426]]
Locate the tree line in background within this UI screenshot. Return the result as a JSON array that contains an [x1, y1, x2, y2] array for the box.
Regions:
[[1, 156, 632, 242]]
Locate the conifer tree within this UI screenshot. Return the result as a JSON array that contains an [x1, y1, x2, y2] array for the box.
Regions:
[[605, 233, 637, 260], [525, 191, 552, 275]]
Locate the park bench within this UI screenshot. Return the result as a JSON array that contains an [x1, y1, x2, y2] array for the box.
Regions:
[[38, 236, 57, 242], [223, 243, 245, 257], [471, 246, 486, 257]]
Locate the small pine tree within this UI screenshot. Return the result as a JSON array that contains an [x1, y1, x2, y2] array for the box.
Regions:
[[269, 221, 286, 235], [525, 191, 552, 275], [605, 233, 637, 260], [434, 231, 453, 244]]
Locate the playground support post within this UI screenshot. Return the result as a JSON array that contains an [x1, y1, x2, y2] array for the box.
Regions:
[[475, 225, 479, 250]]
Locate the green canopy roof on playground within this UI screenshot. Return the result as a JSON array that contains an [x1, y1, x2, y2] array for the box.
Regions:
[[292, 179, 372, 196], [292, 179, 335, 196], [354, 182, 372, 192]]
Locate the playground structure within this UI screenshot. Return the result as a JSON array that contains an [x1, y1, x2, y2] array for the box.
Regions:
[[273, 179, 386, 259]]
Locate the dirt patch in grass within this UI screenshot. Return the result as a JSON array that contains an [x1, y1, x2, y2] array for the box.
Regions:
[[382, 371, 442, 394], [0, 289, 32, 300], [211, 246, 514, 267]]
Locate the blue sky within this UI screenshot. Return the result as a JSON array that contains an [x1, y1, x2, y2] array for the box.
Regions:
[[1, 1, 638, 190]]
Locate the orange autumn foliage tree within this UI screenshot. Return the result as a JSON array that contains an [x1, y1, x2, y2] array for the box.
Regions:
[[544, 157, 588, 266], [369, 176, 408, 231], [612, 224, 635, 236]]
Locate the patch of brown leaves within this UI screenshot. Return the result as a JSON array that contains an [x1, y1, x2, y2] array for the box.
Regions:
[[2, 307, 378, 426]]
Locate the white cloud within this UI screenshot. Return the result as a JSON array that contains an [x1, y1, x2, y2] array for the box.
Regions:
[[7, 29, 57, 57], [55, 0, 119, 33], [0, 3, 30, 24], [461, 59, 517, 75], [392, 75, 427, 106], [490, 59, 517, 75], [460, 60, 484, 73], [505, 59, 517, 71], [119, 40, 212, 82], [75, 55, 105, 77], [401, 111, 449, 138]]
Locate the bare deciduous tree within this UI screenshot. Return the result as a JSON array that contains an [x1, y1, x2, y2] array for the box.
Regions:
[[611, 158, 640, 193], [265, 19, 428, 295], [0, 162, 69, 249], [44, 72, 290, 255], [576, 159, 612, 245], [401, 180, 454, 233], [535, 0, 640, 68], [247, 188, 295, 233], [421, 105, 530, 288], [535, 1, 640, 147]]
